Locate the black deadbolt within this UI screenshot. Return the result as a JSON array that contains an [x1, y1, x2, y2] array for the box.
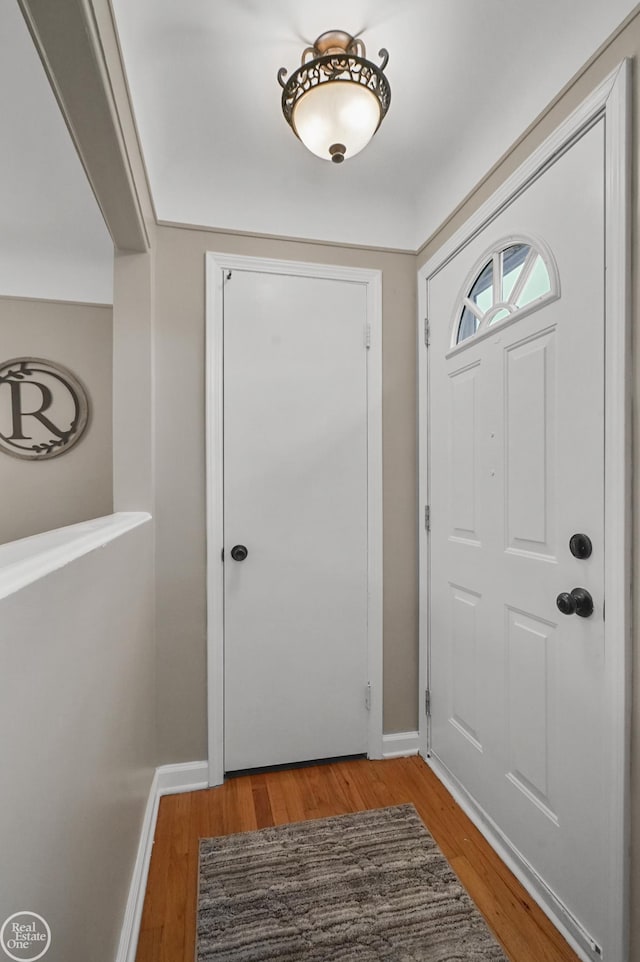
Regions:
[[569, 533, 592, 559], [556, 587, 594, 618], [230, 544, 248, 562]]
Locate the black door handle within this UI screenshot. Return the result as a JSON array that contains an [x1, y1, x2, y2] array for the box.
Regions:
[[556, 587, 594, 618], [230, 544, 248, 562]]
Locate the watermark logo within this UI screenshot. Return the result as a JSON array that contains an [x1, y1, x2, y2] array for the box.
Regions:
[[0, 913, 50, 961]]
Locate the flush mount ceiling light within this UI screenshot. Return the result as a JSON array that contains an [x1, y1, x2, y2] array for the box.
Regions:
[[278, 30, 391, 164]]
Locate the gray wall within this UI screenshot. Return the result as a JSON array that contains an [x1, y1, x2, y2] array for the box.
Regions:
[[0, 522, 155, 962], [154, 224, 418, 763], [0, 296, 113, 543], [417, 11, 640, 960], [112, 250, 154, 511]]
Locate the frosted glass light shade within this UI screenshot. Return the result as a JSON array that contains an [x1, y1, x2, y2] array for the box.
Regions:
[[292, 82, 382, 163], [278, 31, 390, 165]]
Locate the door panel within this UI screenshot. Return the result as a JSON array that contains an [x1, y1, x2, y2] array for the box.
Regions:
[[505, 607, 557, 823], [450, 584, 483, 750], [449, 364, 480, 541], [427, 119, 606, 948], [223, 269, 369, 771], [505, 331, 556, 554]]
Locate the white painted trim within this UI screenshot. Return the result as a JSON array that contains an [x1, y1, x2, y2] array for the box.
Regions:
[[205, 256, 226, 787], [0, 512, 151, 602], [156, 760, 209, 795], [115, 762, 208, 962], [205, 253, 384, 785], [382, 731, 419, 758], [602, 57, 632, 962], [115, 768, 159, 962], [417, 60, 631, 962], [365, 268, 384, 760], [417, 269, 430, 769], [204, 252, 381, 284], [425, 753, 594, 962]]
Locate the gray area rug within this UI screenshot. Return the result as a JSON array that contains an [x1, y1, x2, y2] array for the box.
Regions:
[[197, 804, 508, 961]]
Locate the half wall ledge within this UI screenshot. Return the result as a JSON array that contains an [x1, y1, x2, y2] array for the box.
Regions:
[[0, 511, 151, 601]]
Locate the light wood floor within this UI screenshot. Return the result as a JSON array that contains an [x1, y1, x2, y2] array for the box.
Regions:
[[135, 755, 580, 962]]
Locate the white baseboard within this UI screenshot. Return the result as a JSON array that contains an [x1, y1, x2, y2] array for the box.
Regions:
[[382, 731, 420, 758], [156, 760, 209, 795], [115, 761, 208, 962], [114, 768, 160, 962]]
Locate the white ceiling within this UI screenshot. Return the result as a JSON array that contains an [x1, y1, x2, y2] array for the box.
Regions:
[[0, 0, 113, 303], [111, 0, 637, 251], [2, 0, 635, 301]]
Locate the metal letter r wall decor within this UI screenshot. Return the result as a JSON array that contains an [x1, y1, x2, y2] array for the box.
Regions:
[[0, 357, 90, 460]]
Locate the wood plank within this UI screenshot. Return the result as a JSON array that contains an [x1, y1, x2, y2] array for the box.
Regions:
[[135, 757, 581, 962], [449, 854, 571, 962], [183, 790, 211, 962], [159, 852, 189, 962], [262, 771, 291, 826], [250, 774, 275, 829], [205, 783, 228, 838], [223, 775, 258, 834], [269, 768, 307, 824], [170, 792, 192, 856], [326, 760, 369, 812]]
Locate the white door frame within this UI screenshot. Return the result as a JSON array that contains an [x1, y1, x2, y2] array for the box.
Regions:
[[206, 253, 384, 787], [417, 62, 631, 962]]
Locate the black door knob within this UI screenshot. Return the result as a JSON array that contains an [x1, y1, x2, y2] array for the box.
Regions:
[[569, 533, 593, 559], [556, 587, 594, 618], [556, 591, 576, 615], [230, 544, 248, 562]]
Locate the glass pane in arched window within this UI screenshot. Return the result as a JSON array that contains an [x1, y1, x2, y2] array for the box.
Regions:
[[458, 305, 479, 341], [502, 244, 529, 300], [469, 260, 493, 313], [516, 254, 552, 307], [489, 308, 511, 325]]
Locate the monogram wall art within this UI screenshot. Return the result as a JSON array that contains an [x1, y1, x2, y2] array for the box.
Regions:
[[0, 357, 90, 459]]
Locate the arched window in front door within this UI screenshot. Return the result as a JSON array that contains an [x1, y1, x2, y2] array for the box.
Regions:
[[455, 238, 559, 347]]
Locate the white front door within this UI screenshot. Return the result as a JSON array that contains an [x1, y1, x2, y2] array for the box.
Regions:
[[426, 120, 611, 955], [220, 265, 375, 772]]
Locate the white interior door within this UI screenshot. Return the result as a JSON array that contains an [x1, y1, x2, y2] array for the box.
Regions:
[[426, 120, 611, 956], [222, 267, 370, 772]]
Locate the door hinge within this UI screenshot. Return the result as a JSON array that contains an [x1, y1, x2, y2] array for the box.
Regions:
[[424, 505, 430, 531], [365, 682, 372, 711], [425, 690, 431, 715], [365, 323, 371, 349], [424, 318, 430, 347]]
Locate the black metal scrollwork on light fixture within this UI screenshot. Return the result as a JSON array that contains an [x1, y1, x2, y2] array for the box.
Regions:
[[278, 30, 391, 164]]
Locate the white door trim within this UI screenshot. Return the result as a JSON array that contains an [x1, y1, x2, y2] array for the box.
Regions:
[[417, 61, 631, 962], [205, 253, 384, 787]]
